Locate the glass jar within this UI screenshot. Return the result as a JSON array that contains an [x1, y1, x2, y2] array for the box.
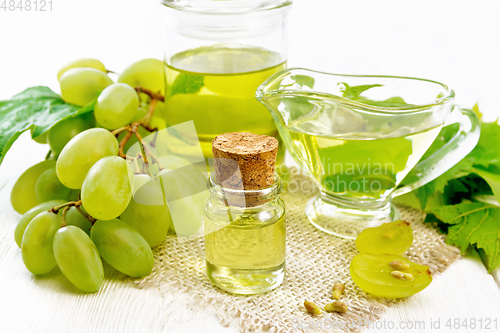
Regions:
[[204, 173, 286, 295], [161, 0, 292, 159]]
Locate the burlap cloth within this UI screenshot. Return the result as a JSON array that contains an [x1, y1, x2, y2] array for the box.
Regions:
[[130, 168, 460, 332]]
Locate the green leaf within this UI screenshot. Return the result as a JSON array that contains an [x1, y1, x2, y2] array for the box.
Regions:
[[431, 202, 500, 272], [290, 75, 315, 89], [167, 73, 204, 97], [357, 96, 409, 108], [339, 83, 383, 100], [403, 120, 500, 209], [466, 122, 500, 168], [472, 103, 483, 120], [338, 83, 409, 107], [0, 86, 94, 164], [472, 166, 500, 205]]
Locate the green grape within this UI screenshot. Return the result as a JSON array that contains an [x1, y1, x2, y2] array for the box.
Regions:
[[117, 58, 165, 93], [350, 253, 432, 298], [131, 104, 148, 122], [153, 100, 166, 120], [150, 115, 166, 130], [48, 113, 95, 155], [146, 155, 191, 179], [158, 155, 190, 169], [59, 68, 113, 106], [11, 160, 56, 214], [67, 189, 81, 201], [81, 156, 133, 220], [21, 211, 61, 275], [91, 219, 154, 277], [32, 132, 48, 144], [14, 199, 66, 247], [56, 128, 119, 189], [35, 167, 71, 202], [121, 174, 171, 247], [355, 220, 413, 255], [134, 100, 166, 122], [65, 206, 92, 236], [94, 83, 139, 130], [57, 58, 106, 81], [155, 167, 206, 237], [53, 226, 104, 292]]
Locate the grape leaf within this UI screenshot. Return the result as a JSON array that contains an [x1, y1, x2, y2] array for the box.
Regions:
[[404, 120, 500, 209], [339, 83, 383, 100], [0, 86, 94, 164], [472, 166, 500, 205], [431, 202, 500, 272], [167, 73, 204, 97], [339, 82, 409, 107], [290, 75, 315, 89], [466, 122, 500, 167]]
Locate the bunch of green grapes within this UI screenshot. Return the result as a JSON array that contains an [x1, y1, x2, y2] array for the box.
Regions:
[[10, 57, 174, 293]]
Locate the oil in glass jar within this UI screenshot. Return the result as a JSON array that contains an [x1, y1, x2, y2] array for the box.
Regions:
[[204, 132, 286, 294], [165, 46, 285, 158]]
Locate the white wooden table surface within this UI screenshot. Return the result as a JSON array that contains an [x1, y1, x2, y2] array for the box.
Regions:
[[1, 0, 500, 332]]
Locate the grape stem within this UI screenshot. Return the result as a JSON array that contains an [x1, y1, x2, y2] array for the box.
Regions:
[[51, 200, 97, 225], [134, 130, 154, 178], [61, 206, 70, 228], [140, 98, 158, 130], [111, 125, 131, 136], [51, 201, 79, 214], [135, 87, 165, 102], [111, 87, 166, 177], [74, 202, 97, 224]]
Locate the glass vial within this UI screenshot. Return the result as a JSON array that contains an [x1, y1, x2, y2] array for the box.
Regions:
[[204, 173, 286, 295]]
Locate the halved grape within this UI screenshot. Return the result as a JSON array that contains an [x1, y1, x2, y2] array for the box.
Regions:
[[11, 160, 56, 214], [21, 211, 61, 275], [91, 219, 154, 277], [53, 226, 104, 292], [81, 156, 132, 220], [65, 206, 92, 236], [57, 58, 106, 81], [59, 68, 113, 106], [121, 174, 171, 247], [350, 253, 432, 298], [355, 220, 413, 255], [35, 167, 71, 202], [117, 58, 165, 93], [94, 83, 139, 130], [14, 199, 66, 247], [48, 113, 95, 155], [56, 128, 119, 189]]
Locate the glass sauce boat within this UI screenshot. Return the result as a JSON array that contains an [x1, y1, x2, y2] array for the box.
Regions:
[[256, 69, 480, 239]]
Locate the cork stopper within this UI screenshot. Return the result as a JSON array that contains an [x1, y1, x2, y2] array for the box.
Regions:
[[212, 132, 278, 191]]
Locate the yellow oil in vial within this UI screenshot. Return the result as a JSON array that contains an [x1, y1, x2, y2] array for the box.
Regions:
[[204, 207, 286, 295]]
